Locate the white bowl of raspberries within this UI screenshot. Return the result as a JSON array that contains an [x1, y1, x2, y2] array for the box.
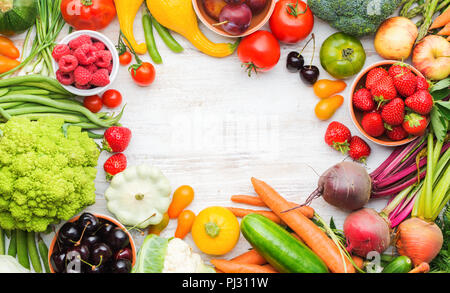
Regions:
[[52, 30, 119, 96], [349, 60, 431, 147]]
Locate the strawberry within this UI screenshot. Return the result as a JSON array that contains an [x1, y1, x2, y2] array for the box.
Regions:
[[405, 90, 434, 115], [402, 113, 428, 136], [365, 67, 388, 90], [392, 71, 417, 97], [386, 125, 409, 141], [353, 88, 375, 112], [416, 76, 430, 91], [324, 121, 352, 154], [371, 75, 397, 106], [104, 153, 127, 181], [381, 98, 405, 126], [349, 136, 371, 163], [388, 63, 411, 78], [361, 112, 385, 137], [103, 126, 132, 153]]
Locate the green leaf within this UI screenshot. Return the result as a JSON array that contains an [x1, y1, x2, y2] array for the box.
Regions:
[[431, 107, 448, 142], [431, 88, 450, 101], [132, 235, 168, 273], [329, 217, 337, 230], [430, 78, 450, 92]]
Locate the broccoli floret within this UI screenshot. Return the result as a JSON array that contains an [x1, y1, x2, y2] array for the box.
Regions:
[[308, 0, 402, 37], [0, 117, 100, 232]]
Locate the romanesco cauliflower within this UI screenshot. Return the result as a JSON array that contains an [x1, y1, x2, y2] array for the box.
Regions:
[[0, 117, 100, 232]]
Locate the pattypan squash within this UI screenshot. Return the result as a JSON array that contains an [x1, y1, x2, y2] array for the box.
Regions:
[[105, 165, 171, 229]]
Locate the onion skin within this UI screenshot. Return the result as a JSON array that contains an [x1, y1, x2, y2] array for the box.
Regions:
[[396, 217, 443, 266], [344, 208, 391, 258], [319, 162, 372, 211]]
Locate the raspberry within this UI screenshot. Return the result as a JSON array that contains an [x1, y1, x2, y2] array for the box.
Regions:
[[74, 44, 98, 65], [52, 44, 71, 62], [56, 70, 74, 86], [106, 61, 113, 74], [75, 83, 92, 90], [74, 66, 93, 86], [90, 69, 110, 87], [95, 50, 112, 68], [92, 41, 106, 51], [69, 35, 93, 50], [58, 54, 78, 73], [84, 64, 98, 74]]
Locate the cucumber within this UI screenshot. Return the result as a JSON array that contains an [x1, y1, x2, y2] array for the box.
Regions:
[[240, 214, 328, 273], [382, 256, 412, 273]]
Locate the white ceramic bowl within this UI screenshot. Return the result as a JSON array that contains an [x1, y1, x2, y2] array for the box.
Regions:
[[52, 30, 119, 97]]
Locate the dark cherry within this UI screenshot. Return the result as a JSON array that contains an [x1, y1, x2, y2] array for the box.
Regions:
[[91, 243, 112, 265], [106, 228, 130, 251], [112, 259, 132, 273], [57, 222, 81, 246], [50, 251, 67, 273], [245, 0, 267, 13], [77, 213, 100, 235], [82, 235, 101, 249], [300, 65, 320, 85], [115, 247, 133, 261], [286, 51, 304, 73], [67, 244, 90, 261], [97, 223, 115, 240]]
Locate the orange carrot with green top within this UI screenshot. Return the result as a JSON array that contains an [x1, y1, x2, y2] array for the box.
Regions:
[[226, 207, 282, 224], [408, 262, 430, 273], [250, 177, 355, 273], [211, 259, 278, 273], [231, 249, 267, 265]]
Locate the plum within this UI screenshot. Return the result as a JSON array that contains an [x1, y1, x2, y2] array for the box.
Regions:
[[203, 0, 227, 20]]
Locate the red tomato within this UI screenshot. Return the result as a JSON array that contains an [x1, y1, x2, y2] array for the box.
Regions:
[[119, 52, 132, 66], [130, 62, 156, 86], [237, 30, 280, 76], [61, 0, 116, 31], [83, 95, 103, 113], [102, 89, 122, 108], [269, 0, 314, 44]]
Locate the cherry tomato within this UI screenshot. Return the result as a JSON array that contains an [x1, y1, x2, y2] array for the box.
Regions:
[[130, 62, 156, 86], [237, 30, 280, 76], [175, 210, 196, 239], [313, 79, 347, 99], [119, 52, 132, 66], [102, 89, 123, 108], [168, 185, 195, 219], [83, 95, 103, 113], [269, 0, 314, 44], [314, 95, 344, 120]]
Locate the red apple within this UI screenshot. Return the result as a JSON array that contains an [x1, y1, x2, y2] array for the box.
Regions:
[[412, 35, 450, 80]]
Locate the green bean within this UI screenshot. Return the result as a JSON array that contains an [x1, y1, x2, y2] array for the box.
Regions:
[[85, 130, 105, 139], [150, 15, 184, 53], [0, 228, 4, 255], [16, 230, 30, 270], [143, 10, 162, 64], [0, 102, 25, 109], [27, 232, 42, 273], [37, 235, 50, 273], [6, 105, 80, 116], [6, 89, 51, 96], [15, 113, 90, 123], [0, 89, 8, 97], [7, 230, 17, 257], [0, 95, 111, 128], [0, 75, 70, 95], [0, 107, 12, 120]]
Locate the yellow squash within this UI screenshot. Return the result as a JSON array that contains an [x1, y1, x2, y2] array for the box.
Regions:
[[114, 0, 147, 55], [146, 0, 236, 58]]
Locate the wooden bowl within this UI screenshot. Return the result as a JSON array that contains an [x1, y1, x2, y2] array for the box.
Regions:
[[48, 213, 136, 273], [349, 60, 426, 147], [192, 0, 276, 38]]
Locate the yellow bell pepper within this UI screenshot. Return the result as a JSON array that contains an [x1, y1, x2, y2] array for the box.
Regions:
[[114, 0, 147, 55], [146, 0, 237, 58], [191, 206, 240, 255]]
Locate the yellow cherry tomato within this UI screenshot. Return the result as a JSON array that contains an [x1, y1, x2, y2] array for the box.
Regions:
[[168, 185, 195, 219], [191, 206, 240, 255], [313, 79, 347, 99], [315, 95, 344, 120], [175, 210, 196, 239]]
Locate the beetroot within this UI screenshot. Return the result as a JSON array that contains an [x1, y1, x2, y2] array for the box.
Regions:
[[344, 208, 391, 257], [305, 161, 372, 211]]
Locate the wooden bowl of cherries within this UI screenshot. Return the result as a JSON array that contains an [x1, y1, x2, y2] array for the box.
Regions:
[[193, 0, 276, 37]]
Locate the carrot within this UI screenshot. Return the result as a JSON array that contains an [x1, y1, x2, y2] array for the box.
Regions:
[[262, 264, 279, 272], [211, 259, 278, 273], [230, 195, 315, 219], [430, 7, 450, 29], [351, 255, 365, 270], [231, 249, 267, 265], [408, 262, 430, 273], [251, 177, 355, 273], [437, 22, 450, 35], [226, 207, 283, 224], [215, 269, 224, 273]]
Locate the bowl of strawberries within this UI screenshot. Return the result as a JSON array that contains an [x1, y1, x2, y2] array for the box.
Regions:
[[349, 60, 432, 147], [52, 30, 119, 96]]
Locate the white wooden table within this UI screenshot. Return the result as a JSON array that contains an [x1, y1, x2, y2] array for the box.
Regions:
[[12, 11, 394, 266]]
